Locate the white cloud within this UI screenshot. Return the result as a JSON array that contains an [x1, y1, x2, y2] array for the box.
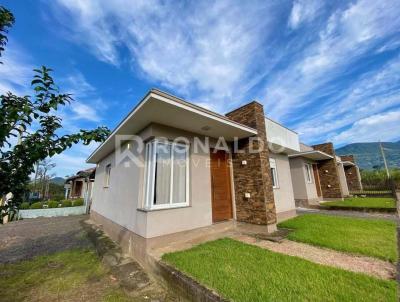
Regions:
[[50, 142, 100, 177], [51, 152, 95, 177], [48, 0, 400, 148], [51, 0, 278, 109], [59, 71, 106, 123], [265, 0, 400, 121], [71, 102, 100, 122], [62, 72, 95, 97], [332, 110, 400, 144], [0, 43, 33, 95], [294, 55, 400, 143], [288, 0, 322, 29]]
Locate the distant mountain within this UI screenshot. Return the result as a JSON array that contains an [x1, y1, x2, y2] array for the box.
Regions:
[[336, 141, 400, 170], [50, 177, 66, 185]]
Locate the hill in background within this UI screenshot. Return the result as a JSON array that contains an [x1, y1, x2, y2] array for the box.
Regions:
[[336, 141, 400, 170], [50, 177, 66, 185]]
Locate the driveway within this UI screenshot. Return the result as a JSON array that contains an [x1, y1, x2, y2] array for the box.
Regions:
[[0, 215, 92, 263]]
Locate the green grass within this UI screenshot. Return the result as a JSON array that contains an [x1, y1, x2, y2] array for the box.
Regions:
[[163, 238, 396, 302], [278, 214, 397, 262], [0, 249, 130, 302], [321, 197, 396, 209]]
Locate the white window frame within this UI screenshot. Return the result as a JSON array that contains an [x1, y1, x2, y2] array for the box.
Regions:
[[144, 139, 190, 210], [269, 158, 279, 189], [104, 164, 111, 188], [305, 163, 313, 184]]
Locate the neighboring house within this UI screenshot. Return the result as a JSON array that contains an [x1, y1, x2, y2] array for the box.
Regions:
[[64, 168, 96, 205], [264, 118, 298, 222], [86, 89, 361, 261], [289, 143, 362, 206], [340, 155, 363, 192]]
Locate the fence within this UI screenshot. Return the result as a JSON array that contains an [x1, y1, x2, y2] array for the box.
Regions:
[[351, 179, 399, 198], [18, 205, 86, 219]]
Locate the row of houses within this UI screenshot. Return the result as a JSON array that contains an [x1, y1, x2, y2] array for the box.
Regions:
[[67, 89, 362, 261]]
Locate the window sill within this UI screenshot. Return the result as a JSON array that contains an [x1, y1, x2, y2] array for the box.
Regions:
[[137, 205, 191, 212]]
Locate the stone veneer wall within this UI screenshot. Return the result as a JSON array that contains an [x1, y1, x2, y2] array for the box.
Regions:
[[226, 102, 277, 225], [340, 155, 362, 191], [312, 143, 344, 199]]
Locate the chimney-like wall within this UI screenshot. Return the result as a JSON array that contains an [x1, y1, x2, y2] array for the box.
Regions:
[[340, 155, 362, 191], [312, 143, 344, 199], [226, 102, 277, 227]]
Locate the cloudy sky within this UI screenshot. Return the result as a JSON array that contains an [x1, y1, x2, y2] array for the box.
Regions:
[[2, 0, 400, 177]]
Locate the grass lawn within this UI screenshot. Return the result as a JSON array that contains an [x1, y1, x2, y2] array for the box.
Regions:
[[321, 197, 396, 209], [0, 249, 131, 302], [278, 214, 397, 262], [163, 238, 396, 302]]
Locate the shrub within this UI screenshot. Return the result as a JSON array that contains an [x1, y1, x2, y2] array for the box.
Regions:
[[53, 195, 64, 202], [61, 200, 72, 207], [48, 200, 59, 208], [30, 202, 43, 209], [20, 202, 30, 210], [73, 199, 84, 206]]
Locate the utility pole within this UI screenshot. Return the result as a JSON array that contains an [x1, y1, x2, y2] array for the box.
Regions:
[[379, 141, 390, 178]]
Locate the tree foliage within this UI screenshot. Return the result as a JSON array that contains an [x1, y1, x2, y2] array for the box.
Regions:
[[0, 7, 110, 222], [0, 66, 110, 222], [0, 6, 14, 61], [361, 168, 400, 188]]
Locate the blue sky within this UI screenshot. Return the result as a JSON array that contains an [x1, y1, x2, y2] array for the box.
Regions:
[[1, 0, 400, 177]]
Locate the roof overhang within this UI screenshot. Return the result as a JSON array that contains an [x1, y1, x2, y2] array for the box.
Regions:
[[288, 150, 333, 161], [268, 144, 300, 155], [87, 89, 257, 163], [341, 161, 356, 167]]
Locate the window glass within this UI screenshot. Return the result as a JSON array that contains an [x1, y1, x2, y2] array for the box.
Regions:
[[154, 143, 171, 205], [104, 164, 111, 187], [144, 140, 189, 209], [269, 158, 279, 188], [305, 163, 313, 183], [172, 145, 187, 204]]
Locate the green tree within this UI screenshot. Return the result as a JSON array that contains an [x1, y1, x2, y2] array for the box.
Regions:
[[0, 6, 14, 61], [0, 7, 110, 222]]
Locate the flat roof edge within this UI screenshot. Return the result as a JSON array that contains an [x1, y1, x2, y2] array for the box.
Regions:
[[86, 89, 258, 163], [288, 150, 334, 159]]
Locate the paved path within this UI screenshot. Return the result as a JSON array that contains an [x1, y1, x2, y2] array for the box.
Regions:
[[297, 207, 397, 221], [233, 234, 396, 280], [0, 215, 92, 263]]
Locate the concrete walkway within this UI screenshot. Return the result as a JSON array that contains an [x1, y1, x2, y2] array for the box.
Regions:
[[297, 207, 397, 221], [232, 234, 396, 280]]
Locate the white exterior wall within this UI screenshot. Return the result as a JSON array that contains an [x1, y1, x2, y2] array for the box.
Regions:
[[289, 157, 319, 202], [91, 124, 213, 239], [337, 162, 350, 196], [265, 118, 300, 152], [270, 153, 296, 214]]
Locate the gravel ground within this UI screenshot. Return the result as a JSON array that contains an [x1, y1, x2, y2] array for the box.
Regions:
[[297, 207, 397, 221], [233, 234, 396, 280], [0, 215, 92, 264]]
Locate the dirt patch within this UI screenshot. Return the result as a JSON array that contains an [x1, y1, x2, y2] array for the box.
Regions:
[[0, 215, 92, 263], [233, 234, 396, 280]]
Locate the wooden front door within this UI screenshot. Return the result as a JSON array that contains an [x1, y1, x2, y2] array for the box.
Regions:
[[210, 150, 233, 222], [313, 164, 322, 197]]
